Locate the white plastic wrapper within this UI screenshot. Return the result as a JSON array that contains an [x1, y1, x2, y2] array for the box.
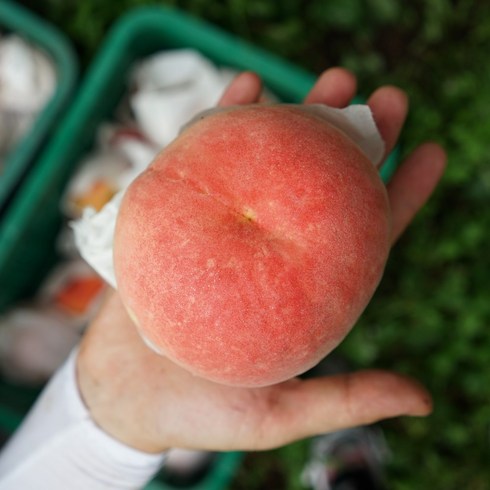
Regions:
[[0, 260, 106, 384], [72, 192, 124, 287], [0, 34, 56, 113], [0, 34, 57, 164], [37, 260, 106, 322], [130, 49, 236, 147], [0, 306, 80, 385], [62, 125, 159, 218], [73, 102, 385, 289]]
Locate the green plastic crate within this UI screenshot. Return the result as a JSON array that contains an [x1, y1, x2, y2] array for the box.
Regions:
[[0, 0, 78, 213]]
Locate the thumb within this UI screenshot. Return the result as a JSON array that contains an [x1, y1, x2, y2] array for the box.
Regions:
[[252, 370, 432, 450]]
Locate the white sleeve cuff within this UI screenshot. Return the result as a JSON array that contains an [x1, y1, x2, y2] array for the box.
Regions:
[[0, 349, 166, 489]]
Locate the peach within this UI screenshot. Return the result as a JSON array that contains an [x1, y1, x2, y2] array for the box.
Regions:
[[113, 105, 391, 387]]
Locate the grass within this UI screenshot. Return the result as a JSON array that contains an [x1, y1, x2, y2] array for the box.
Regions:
[[15, 0, 490, 488]]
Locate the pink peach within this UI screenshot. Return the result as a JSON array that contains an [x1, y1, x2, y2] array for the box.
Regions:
[[113, 105, 391, 387]]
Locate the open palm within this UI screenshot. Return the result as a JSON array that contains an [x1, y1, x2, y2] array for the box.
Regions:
[[77, 68, 446, 454]]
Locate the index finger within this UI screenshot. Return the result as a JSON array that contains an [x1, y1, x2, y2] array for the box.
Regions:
[[218, 72, 263, 107]]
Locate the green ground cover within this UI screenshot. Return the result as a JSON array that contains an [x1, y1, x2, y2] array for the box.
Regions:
[[18, 0, 490, 488]]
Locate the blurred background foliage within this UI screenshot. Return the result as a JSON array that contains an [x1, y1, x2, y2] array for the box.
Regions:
[[19, 0, 490, 488]]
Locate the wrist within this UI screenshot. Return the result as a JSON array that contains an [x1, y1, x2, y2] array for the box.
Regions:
[[76, 340, 169, 454]]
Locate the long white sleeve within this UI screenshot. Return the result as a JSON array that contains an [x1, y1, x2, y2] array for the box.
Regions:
[[0, 350, 166, 489]]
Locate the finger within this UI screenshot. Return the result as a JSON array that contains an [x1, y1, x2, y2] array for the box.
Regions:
[[387, 142, 447, 243], [368, 86, 409, 162], [218, 71, 262, 107], [304, 67, 357, 107], [254, 370, 432, 450]]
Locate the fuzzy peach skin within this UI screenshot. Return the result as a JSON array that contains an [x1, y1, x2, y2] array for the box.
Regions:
[[113, 105, 391, 387]]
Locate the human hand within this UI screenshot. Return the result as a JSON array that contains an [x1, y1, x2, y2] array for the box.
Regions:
[[77, 68, 446, 454]]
